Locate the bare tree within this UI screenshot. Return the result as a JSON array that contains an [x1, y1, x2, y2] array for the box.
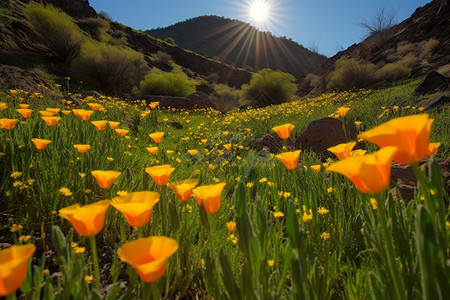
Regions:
[[358, 5, 397, 36]]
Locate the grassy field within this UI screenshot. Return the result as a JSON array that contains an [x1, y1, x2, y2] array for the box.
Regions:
[[0, 79, 449, 299]]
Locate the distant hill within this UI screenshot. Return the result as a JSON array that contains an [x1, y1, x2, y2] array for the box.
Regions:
[[147, 16, 327, 80]]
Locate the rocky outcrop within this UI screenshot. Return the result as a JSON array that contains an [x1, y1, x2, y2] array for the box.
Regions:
[[0, 64, 52, 92], [254, 132, 295, 153], [414, 71, 450, 95], [144, 93, 216, 110], [420, 92, 450, 110], [294, 117, 357, 158]]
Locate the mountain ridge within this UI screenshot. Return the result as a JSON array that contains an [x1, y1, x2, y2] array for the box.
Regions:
[[147, 15, 327, 80]]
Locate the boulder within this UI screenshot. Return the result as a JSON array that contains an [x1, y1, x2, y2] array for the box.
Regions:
[[167, 121, 183, 129], [0, 64, 53, 93], [254, 132, 295, 153], [186, 92, 216, 109], [414, 71, 450, 95], [81, 90, 102, 99], [419, 92, 450, 110], [294, 117, 357, 158], [144, 93, 215, 110], [391, 159, 450, 202]]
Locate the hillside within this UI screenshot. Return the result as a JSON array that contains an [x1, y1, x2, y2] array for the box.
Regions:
[[147, 16, 327, 80], [299, 0, 450, 95], [0, 0, 251, 95]]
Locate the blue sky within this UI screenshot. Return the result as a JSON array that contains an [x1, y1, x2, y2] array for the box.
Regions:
[[88, 0, 430, 57]]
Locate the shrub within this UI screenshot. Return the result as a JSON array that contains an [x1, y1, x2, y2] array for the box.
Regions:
[[420, 38, 440, 60], [241, 69, 297, 104], [139, 69, 196, 97], [77, 17, 110, 42], [72, 41, 147, 93], [326, 57, 376, 90], [375, 63, 411, 81], [211, 84, 240, 112], [24, 3, 84, 62], [153, 51, 173, 65]]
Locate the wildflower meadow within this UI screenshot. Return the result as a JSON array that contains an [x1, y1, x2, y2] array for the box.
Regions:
[[0, 79, 449, 299]]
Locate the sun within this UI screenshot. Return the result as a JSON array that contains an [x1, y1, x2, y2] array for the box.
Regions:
[[249, 0, 270, 23]]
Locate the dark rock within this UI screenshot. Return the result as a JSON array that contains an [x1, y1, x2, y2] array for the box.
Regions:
[[143, 94, 215, 110], [251, 91, 280, 107], [254, 132, 295, 153], [294, 117, 357, 158], [82, 90, 102, 99], [196, 84, 218, 97], [186, 92, 216, 109], [420, 92, 450, 110], [0, 64, 53, 93], [391, 158, 450, 202], [167, 121, 183, 129], [414, 71, 450, 95], [42, 0, 97, 19]]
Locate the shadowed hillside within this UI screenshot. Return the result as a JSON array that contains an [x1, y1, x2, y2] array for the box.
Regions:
[[147, 16, 327, 80]]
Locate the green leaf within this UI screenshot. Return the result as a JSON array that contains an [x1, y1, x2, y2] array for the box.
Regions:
[[219, 249, 240, 299]]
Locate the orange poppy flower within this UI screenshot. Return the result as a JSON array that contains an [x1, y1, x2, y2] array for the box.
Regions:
[[427, 142, 440, 156], [91, 170, 121, 189], [117, 236, 178, 282], [145, 165, 175, 186], [59, 200, 111, 237], [0, 118, 19, 130], [149, 132, 164, 143], [18, 104, 29, 108], [40, 110, 56, 117], [91, 120, 108, 131], [358, 114, 433, 164], [272, 123, 295, 140], [87, 103, 103, 111], [223, 131, 229, 137], [16, 109, 33, 118], [310, 165, 321, 172], [0, 244, 36, 297], [111, 191, 160, 227], [0, 102, 7, 111], [146, 147, 158, 155], [201, 139, 208, 144], [226, 221, 236, 233], [326, 146, 397, 194], [31, 138, 52, 150], [167, 179, 199, 201], [74, 144, 91, 153], [46, 108, 60, 114], [41, 116, 61, 126], [72, 109, 94, 121], [223, 144, 232, 151], [108, 121, 120, 129], [327, 142, 356, 160], [336, 107, 350, 117], [62, 110, 72, 116], [187, 149, 198, 156], [192, 182, 226, 214], [115, 129, 129, 136], [275, 150, 301, 170]]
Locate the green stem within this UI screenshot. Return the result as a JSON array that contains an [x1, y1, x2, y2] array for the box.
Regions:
[[89, 235, 101, 290], [411, 163, 434, 215], [6, 292, 16, 300], [375, 193, 406, 300], [341, 117, 350, 142], [137, 226, 143, 239]]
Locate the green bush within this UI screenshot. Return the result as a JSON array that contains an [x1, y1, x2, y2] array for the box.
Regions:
[[24, 3, 84, 62], [241, 69, 297, 104], [139, 69, 196, 97], [72, 41, 147, 93], [375, 63, 411, 81], [326, 57, 376, 90]]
